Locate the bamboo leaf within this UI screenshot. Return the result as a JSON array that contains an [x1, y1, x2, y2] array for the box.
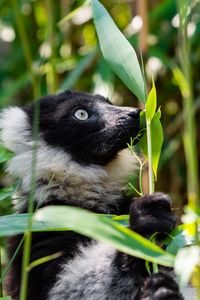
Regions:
[[0, 208, 174, 266], [0, 213, 128, 236], [92, 0, 146, 102], [35, 206, 174, 267], [151, 110, 164, 179], [139, 109, 163, 180], [146, 80, 157, 122]]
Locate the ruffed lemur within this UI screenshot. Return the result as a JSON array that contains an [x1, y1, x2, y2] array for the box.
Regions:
[[0, 91, 183, 300]]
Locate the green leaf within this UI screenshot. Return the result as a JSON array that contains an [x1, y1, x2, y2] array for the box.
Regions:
[[0, 213, 128, 236], [164, 226, 188, 255], [139, 110, 163, 180], [0, 180, 21, 202], [0, 208, 173, 267], [0, 213, 64, 236], [0, 145, 13, 164], [92, 0, 146, 102], [151, 111, 164, 179], [146, 80, 157, 122], [35, 206, 174, 267]]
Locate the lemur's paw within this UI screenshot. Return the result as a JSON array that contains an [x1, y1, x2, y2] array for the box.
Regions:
[[137, 273, 183, 300], [129, 193, 177, 236]]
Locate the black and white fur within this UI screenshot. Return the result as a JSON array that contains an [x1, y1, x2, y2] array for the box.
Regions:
[[0, 91, 183, 300]]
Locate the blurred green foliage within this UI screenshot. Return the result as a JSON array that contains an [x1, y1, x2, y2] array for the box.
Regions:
[[0, 0, 200, 210]]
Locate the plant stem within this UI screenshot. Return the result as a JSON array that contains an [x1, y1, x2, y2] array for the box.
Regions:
[[177, 0, 199, 209], [146, 120, 154, 194], [19, 100, 40, 300], [0, 247, 2, 297], [0, 238, 24, 284]]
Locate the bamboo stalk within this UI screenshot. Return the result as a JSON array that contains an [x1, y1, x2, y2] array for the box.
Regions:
[[146, 120, 155, 194], [11, 0, 38, 99], [177, 0, 199, 209], [19, 100, 40, 300]]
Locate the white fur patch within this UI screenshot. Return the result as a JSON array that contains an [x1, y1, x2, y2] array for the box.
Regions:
[[48, 242, 138, 300], [7, 143, 137, 211], [0, 107, 32, 154]]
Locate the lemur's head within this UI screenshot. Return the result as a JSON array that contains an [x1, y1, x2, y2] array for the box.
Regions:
[[24, 91, 140, 165], [0, 91, 140, 212]]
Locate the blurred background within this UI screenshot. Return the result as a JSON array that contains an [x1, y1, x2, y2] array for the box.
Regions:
[[0, 0, 200, 214]]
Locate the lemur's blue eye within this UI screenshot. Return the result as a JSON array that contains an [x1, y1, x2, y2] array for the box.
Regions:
[[74, 109, 89, 121]]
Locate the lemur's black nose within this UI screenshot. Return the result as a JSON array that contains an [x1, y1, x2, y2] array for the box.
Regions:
[[128, 108, 141, 119]]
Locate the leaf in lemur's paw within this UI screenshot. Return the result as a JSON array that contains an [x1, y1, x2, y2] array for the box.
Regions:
[[92, 0, 146, 102], [146, 79, 157, 122], [139, 109, 163, 180]]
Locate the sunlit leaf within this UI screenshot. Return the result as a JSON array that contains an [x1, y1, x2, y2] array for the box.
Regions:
[[92, 0, 146, 102], [146, 80, 157, 122], [35, 206, 174, 267]]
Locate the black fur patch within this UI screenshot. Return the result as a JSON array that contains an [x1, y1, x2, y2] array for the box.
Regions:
[[25, 91, 141, 165]]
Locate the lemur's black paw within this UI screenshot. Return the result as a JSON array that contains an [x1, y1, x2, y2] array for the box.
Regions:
[[129, 193, 177, 236], [137, 273, 183, 300]]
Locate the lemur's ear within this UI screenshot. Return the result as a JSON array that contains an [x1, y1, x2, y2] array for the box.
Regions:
[[0, 107, 32, 154]]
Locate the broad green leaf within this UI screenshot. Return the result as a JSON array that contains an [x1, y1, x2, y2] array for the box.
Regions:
[[92, 0, 146, 102], [0, 213, 65, 236], [139, 110, 163, 180], [0, 180, 21, 202], [0, 297, 12, 300], [146, 80, 157, 122], [0, 213, 128, 236], [0, 145, 13, 164], [0, 208, 174, 266], [35, 206, 174, 267]]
